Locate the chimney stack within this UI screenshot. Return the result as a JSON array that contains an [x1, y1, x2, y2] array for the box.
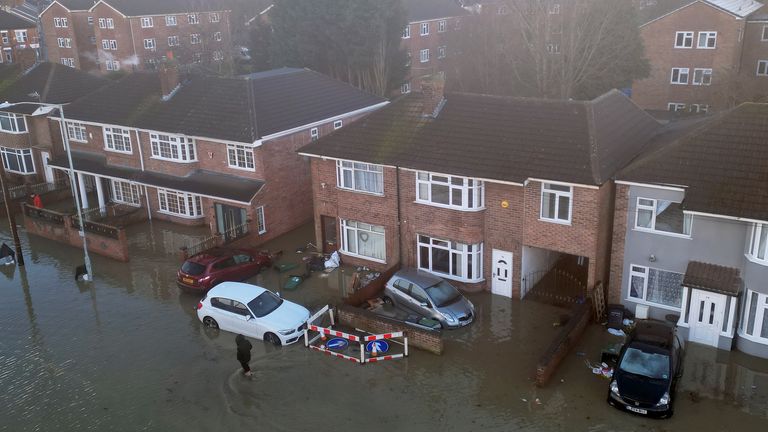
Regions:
[[159, 62, 180, 101], [420, 74, 445, 117]]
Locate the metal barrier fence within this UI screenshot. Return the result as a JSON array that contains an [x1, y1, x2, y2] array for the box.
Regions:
[[1, 180, 68, 203], [23, 204, 66, 225], [179, 221, 250, 257]]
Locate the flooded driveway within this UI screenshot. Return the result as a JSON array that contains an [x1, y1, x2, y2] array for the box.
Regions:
[[1, 221, 767, 431]]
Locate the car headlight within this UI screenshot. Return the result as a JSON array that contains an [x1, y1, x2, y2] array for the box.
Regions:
[[656, 392, 670, 407], [610, 380, 620, 396], [440, 311, 457, 322], [278, 329, 294, 335]]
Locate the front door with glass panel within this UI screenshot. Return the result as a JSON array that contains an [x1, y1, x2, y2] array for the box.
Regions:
[[491, 249, 513, 298], [215, 204, 247, 242], [688, 289, 726, 348]]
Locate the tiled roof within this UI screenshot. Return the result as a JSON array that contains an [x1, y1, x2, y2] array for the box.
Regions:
[[683, 261, 742, 296], [0, 102, 41, 115], [97, 0, 232, 16], [637, 0, 764, 25], [299, 90, 661, 185], [55, 0, 98, 11], [403, 0, 470, 22], [0, 10, 34, 29], [618, 103, 768, 221], [62, 68, 385, 143], [707, 0, 763, 17], [0, 62, 110, 104], [48, 151, 264, 203]]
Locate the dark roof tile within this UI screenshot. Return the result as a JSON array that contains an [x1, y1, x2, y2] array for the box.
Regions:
[[0, 62, 110, 104], [683, 261, 742, 296], [0, 10, 34, 29], [403, 0, 470, 22]]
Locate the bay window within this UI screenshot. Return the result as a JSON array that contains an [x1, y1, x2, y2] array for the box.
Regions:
[[635, 197, 692, 236], [340, 220, 386, 262], [226, 144, 254, 170], [628, 265, 684, 309], [748, 223, 768, 265], [418, 235, 483, 282], [741, 289, 768, 344], [1, 147, 34, 174], [540, 182, 572, 223], [416, 171, 484, 210], [0, 112, 27, 133], [104, 127, 132, 153], [66, 122, 87, 142], [157, 189, 203, 218], [336, 160, 383, 194], [150, 133, 196, 162], [111, 180, 141, 205]]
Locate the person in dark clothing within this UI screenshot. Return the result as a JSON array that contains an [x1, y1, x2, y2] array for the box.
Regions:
[[236, 334, 253, 376]]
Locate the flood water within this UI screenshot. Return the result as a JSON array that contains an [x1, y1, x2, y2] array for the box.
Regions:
[[1, 220, 767, 431]]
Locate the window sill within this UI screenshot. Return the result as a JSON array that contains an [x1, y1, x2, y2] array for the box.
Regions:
[[737, 329, 768, 345], [258, 229, 266, 235], [632, 228, 692, 239], [227, 164, 256, 172], [0, 130, 28, 135], [4, 170, 35, 175], [670, 82, 689, 85], [68, 138, 88, 144], [104, 148, 133, 155], [539, 217, 571, 226], [414, 200, 485, 212], [335, 187, 384, 197], [157, 210, 204, 220], [745, 254, 768, 267], [339, 250, 386, 264], [151, 156, 198, 164], [111, 200, 141, 207], [625, 297, 681, 313]]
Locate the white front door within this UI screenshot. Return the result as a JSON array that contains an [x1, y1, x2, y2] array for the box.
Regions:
[[491, 249, 513, 298], [688, 289, 726, 348], [40, 151, 54, 183]]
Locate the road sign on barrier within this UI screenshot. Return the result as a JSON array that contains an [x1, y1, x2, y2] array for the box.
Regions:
[[326, 338, 349, 351], [365, 340, 389, 354]]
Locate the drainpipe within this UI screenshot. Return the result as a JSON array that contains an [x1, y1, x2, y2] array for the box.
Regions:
[[396, 166, 403, 268]]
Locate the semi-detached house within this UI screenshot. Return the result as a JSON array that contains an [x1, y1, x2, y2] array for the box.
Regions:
[[299, 79, 661, 300], [609, 102, 768, 359], [47, 66, 386, 247]]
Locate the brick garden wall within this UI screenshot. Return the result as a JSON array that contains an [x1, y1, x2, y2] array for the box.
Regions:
[[535, 302, 591, 386]]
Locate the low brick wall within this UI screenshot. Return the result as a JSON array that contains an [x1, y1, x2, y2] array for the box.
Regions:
[[335, 304, 443, 355], [535, 302, 592, 387]]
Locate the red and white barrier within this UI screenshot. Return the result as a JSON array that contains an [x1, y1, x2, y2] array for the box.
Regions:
[[360, 330, 408, 364]]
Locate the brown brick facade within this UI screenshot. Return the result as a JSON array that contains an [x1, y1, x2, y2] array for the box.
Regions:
[[608, 184, 630, 304], [401, 16, 463, 93]]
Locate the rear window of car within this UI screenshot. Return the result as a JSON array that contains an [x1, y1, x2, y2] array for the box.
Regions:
[[181, 261, 206, 275]]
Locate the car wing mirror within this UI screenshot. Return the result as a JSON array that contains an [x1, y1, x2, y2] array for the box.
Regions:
[[419, 302, 430, 308]]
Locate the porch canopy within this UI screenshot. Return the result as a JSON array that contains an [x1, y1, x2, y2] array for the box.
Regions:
[[683, 261, 742, 297], [49, 151, 265, 205]]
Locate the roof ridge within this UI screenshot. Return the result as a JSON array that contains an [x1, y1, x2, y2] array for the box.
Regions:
[[447, 91, 588, 105], [584, 98, 602, 184]]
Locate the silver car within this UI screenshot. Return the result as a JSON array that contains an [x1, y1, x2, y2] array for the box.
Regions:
[[383, 268, 475, 329]]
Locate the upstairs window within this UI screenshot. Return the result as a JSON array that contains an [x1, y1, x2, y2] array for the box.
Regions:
[[101, 39, 117, 50], [0, 112, 27, 133], [143, 38, 155, 50], [140, 17, 153, 28], [66, 122, 87, 142], [697, 31, 717, 49], [1, 147, 34, 174], [98, 18, 114, 29], [548, 3, 561, 14], [420, 48, 429, 63], [333, 120, 343, 129], [336, 160, 383, 194], [674, 31, 693, 48], [540, 182, 572, 223], [762, 25, 768, 41], [438, 20, 446, 33], [14, 30, 27, 43], [402, 25, 410, 39], [400, 81, 411, 94], [226, 144, 254, 170], [310, 127, 318, 141], [168, 35, 179, 47], [213, 32, 222, 41], [190, 34, 201, 44], [416, 172, 484, 210], [1, 32, 8, 44], [105, 60, 119, 71], [210, 12, 220, 23], [758, 60, 768, 76], [87, 17, 93, 26], [420, 22, 429, 36], [188, 14, 199, 24], [667, 102, 686, 112], [166, 15, 177, 26], [54, 17, 68, 28], [103, 127, 131, 153], [150, 133, 196, 162], [692, 68, 712, 85], [635, 197, 692, 236], [748, 223, 768, 264], [670, 67, 689, 84]]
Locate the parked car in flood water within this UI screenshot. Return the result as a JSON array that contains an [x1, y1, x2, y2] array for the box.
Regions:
[[177, 248, 272, 292]]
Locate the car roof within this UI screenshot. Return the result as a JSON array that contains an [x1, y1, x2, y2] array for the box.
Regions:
[[629, 320, 675, 349], [393, 268, 444, 288], [207, 281, 268, 303], [187, 248, 255, 264]]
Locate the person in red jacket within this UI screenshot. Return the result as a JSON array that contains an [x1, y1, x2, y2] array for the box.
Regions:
[[31, 193, 43, 208]]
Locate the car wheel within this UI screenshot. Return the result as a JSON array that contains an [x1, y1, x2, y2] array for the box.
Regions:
[[382, 296, 393, 305], [264, 332, 281, 346], [202, 316, 219, 329]]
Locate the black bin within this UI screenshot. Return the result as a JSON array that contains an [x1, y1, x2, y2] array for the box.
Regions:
[[607, 304, 625, 329]]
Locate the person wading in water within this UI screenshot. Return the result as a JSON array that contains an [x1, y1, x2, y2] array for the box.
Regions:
[[236, 334, 252, 377]]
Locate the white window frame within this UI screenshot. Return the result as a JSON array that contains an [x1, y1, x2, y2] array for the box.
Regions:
[[110, 180, 141, 206], [226, 144, 255, 171], [106, 60, 119, 71], [168, 35, 179, 47], [740, 289, 768, 344], [60, 58, 75, 67], [697, 31, 717, 49], [310, 127, 319, 140], [150, 133, 196, 163], [103, 127, 132, 153], [420, 22, 429, 36], [402, 25, 410, 39], [758, 60, 768, 76], [540, 182, 572, 224], [333, 120, 343, 129], [190, 34, 201, 45], [400, 81, 411, 94], [634, 197, 692, 237], [762, 25, 768, 41], [140, 17, 153, 28], [0, 146, 34, 174], [747, 223, 768, 265], [212, 50, 223, 61], [143, 38, 155, 50], [546, 43, 560, 54], [188, 14, 199, 25], [256, 206, 266, 234], [626, 264, 684, 311], [420, 48, 429, 63], [336, 160, 384, 195], [417, 234, 483, 283], [213, 31, 222, 42], [210, 12, 220, 23], [1, 31, 8, 44], [416, 171, 484, 211], [66, 122, 87, 143], [438, 45, 446, 59], [0, 112, 27, 133], [88, 16, 93, 26], [166, 15, 177, 26], [674, 31, 693, 48], [14, 30, 27, 43], [689, 103, 709, 113], [692, 68, 712, 86], [54, 17, 68, 28], [340, 219, 386, 263], [157, 189, 203, 218], [670, 67, 689, 84], [668, 102, 686, 112], [438, 20, 446, 33], [548, 3, 561, 14], [106, 18, 114, 29]]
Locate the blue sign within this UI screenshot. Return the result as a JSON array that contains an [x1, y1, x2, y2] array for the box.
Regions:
[[326, 338, 348, 351], [365, 340, 389, 354]]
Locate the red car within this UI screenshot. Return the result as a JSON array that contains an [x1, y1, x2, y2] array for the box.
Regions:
[[177, 248, 272, 292]]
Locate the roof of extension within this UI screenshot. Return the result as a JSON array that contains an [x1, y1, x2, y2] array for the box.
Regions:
[[0, 62, 110, 105], [637, 0, 764, 25], [62, 67, 385, 143], [618, 103, 768, 221], [683, 261, 742, 296], [402, 0, 470, 22], [53, 0, 98, 11], [0, 10, 34, 29], [299, 90, 661, 186]]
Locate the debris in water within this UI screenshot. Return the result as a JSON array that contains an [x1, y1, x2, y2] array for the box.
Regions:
[[521, 398, 528, 402], [607, 328, 626, 337], [535, 398, 542, 405]]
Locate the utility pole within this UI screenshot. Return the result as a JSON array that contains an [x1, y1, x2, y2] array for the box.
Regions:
[[0, 157, 25, 266]]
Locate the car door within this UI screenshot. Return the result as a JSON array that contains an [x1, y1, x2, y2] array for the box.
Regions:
[[409, 285, 437, 319], [209, 297, 242, 332], [391, 279, 413, 306], [232, 253, 256, 280], [211, 257, 238, 283], [229, 300, 262, 339]]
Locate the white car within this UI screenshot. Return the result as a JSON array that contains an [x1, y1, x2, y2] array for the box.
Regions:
[[196, 282, 310, 346]]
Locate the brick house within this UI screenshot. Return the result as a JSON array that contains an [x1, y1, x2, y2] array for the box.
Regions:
[[0, 62, 109, 186], [631, 0, 765, 113], [609, 103, 768, 359], [0, 9, 39, 66], [399, 0, 470, 94], [40, 0, 233, 73], [299, 78, 661, 300], [741, 8, 768, 100], [45, 67, 386, 248]]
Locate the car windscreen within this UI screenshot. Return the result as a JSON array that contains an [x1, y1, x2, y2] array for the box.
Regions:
[[426, 281, 461, 308], [181, 261, 206, 276], [619, 346, 671, 380], [247, 291, 284, 318]]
